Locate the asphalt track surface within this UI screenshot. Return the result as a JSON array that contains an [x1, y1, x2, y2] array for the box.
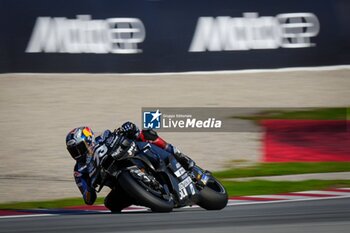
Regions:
[[1, 197, 349, 233]]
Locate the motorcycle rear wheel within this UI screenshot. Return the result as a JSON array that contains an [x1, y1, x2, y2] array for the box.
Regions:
[[118, 171, 174, 212]]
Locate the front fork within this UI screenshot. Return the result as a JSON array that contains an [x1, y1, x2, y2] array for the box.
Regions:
[[190, 165, 211, 187]]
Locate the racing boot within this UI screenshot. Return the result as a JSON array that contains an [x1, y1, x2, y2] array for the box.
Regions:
[[172, 146, 195, 171]]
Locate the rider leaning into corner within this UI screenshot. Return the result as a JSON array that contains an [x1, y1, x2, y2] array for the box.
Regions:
[[65, 122, 195, 212]]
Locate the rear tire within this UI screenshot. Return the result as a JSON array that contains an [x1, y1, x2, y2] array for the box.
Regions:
[[118, 171, 174, 212], [104, 186, 133, 213], [197, 177, 228, 210]]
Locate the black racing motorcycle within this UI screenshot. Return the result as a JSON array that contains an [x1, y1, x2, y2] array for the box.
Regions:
[[96, 135, 228, 212]]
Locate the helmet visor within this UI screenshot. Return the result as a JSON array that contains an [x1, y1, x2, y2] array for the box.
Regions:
[[67, 141, 90, 162]]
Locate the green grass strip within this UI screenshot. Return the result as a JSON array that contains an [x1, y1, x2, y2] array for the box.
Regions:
[[212, 162, 350, 179], [222, 180, 350, 196], [234, 107, 349, 121], [0, 197, 104, 210]]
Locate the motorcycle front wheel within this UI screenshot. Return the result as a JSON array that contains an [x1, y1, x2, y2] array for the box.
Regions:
[[196, 176, 228, 210]]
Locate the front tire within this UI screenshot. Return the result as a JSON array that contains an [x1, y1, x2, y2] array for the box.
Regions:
[[118, 171, 174, 212], [197, 176, 228, 210]]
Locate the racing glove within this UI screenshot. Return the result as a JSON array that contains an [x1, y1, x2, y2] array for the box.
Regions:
[[119, 121, 140, 139]]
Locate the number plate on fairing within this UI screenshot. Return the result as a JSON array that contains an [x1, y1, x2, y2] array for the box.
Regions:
[[178, 176, 196, 200], [168, 156, 197, 201]]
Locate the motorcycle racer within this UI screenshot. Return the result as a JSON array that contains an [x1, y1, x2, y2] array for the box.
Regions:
[[65, 122, 195, 212]]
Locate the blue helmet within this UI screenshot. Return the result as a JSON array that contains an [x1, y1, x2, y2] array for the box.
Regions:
[[66, 126, 95, 162]]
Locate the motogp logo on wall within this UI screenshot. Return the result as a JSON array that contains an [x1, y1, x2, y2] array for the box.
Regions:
[[189, 12, 320, 52], [26, 15, 146, 54]]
